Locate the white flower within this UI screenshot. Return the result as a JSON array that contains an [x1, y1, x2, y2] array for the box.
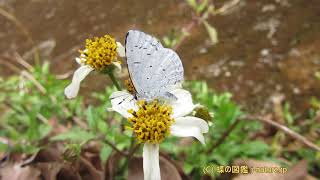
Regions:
[[64, 36, 125, 99], [109, 89, 209, 180]]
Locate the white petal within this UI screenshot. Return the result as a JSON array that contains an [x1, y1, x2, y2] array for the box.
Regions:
[[109, 91, 137, 118], [75, 57, 82, 65], [143, 144, 161, 180], [75, 49, 88, 65], [64, 65, 93, 99], [112, 61, 122, 71], [169, 89, 199, 118], [170, 116, 209, 144], [116, 42, 126, 57], [75, 57, 86, 65]]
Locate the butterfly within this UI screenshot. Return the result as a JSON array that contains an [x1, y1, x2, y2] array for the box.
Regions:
[[124, 30, 184, 102]]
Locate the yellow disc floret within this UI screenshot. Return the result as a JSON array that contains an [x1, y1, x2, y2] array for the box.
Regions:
[[80, 35, 119, 70], [127, 100, 175, 144]]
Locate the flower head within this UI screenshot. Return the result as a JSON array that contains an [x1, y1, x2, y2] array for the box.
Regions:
[[80, 35, 119, 70], [127, 100, 175, 144], [64, 35, 125, 99], [110, 89, 209, 180]]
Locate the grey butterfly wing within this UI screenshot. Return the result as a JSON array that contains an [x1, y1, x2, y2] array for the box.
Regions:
[[125, 30, 163, 96], [140, 48, 184, 99], [125, 30, 184, 101]]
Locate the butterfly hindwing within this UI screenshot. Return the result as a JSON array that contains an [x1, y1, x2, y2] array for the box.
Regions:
[[125, 30, 184, 101]]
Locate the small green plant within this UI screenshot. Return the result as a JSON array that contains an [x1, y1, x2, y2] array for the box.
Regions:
[[0, 62, 76, 153], [271, 101, 320, 175], [162, 0, 227, 49]]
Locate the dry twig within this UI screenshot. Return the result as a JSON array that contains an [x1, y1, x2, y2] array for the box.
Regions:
[[0, 7, 40, 63], [245, 115, 320, 152], [80, 157, 103, 180], [14, 52, 34, 71], [0, 8, 34, 45]]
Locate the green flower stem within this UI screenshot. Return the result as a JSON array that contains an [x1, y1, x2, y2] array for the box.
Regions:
[[106, 70, 121, 91]]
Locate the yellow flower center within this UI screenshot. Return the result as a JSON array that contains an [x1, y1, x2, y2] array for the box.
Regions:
[[127, 100, 175, 144], [80, 35, 119, 70]]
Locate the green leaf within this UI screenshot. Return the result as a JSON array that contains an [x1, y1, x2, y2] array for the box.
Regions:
[[203, 20, 219, 45], [86, 105, 97, 132], [97, 120, 108, 134], [0, 142, 8, 152], [213, 98, 242, 128], [310, 97, 320, 110], [41, 61, 50, 74], [100, 143, 112, 163], [13, 144, 40, 154], [162, 36, 171, 47], [39, 124, 52, 139], [283, 102, 294, 125], [51, 128, 95, 143], [196, 0, 208, 13], [241, 141, 269, 156], [186, 0, 197, 10], [184, 162, 194, 174]]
